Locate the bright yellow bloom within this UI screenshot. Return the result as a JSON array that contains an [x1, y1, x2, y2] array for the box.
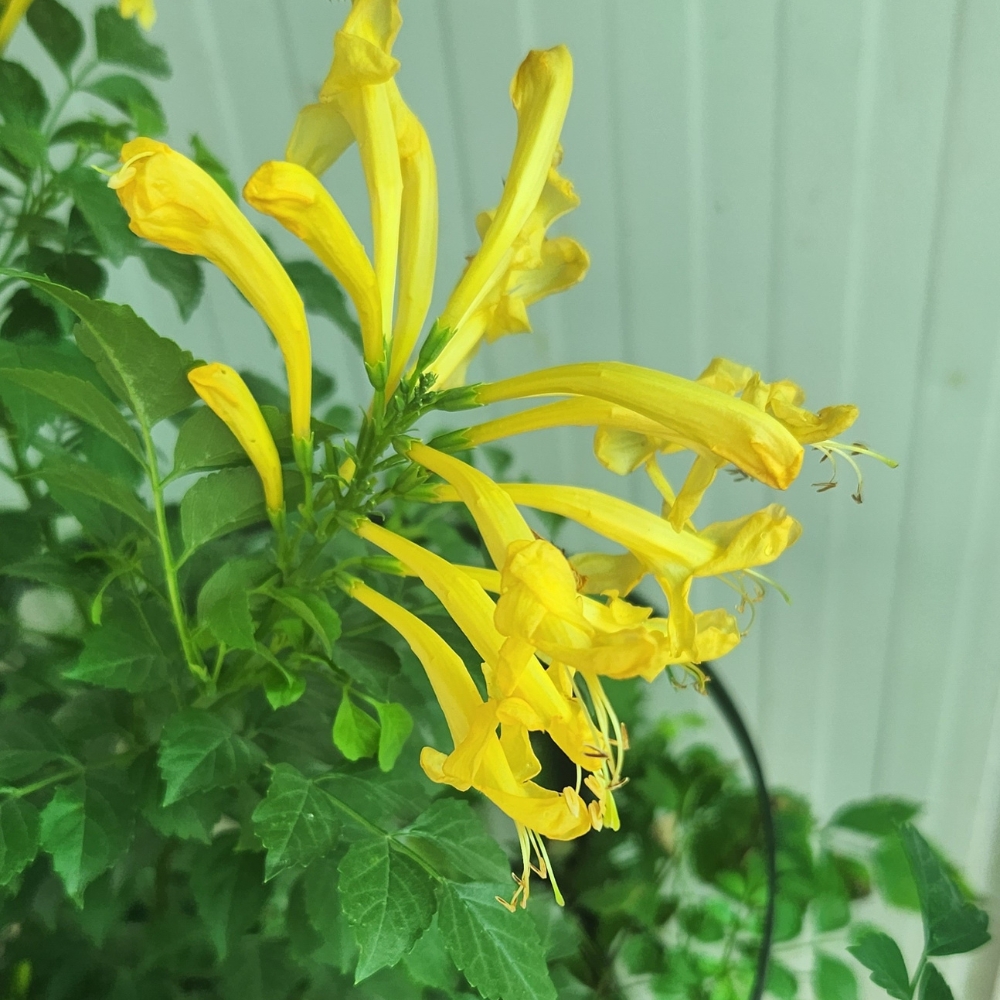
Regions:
[[432, 156, 588, 386], [243, 160, 383, 367], [119, 0, 155, 30], [437, 46, 574, 338], [109, 139, 312, 447], [0, 0, 33, 52], [475, 361, 804, 491], [187, 364, 283, 514], [440, 480, 799, 662], [315, 0, 404, 363], [386, 80, 438, 394]]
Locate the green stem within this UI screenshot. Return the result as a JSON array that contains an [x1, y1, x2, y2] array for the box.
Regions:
[[909, 952, 928, 998], [140, 422, 207, 686], [1, 764, 84, 798]]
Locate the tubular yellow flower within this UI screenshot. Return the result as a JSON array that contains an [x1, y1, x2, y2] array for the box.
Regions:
[[347, 578, 590, 849], [438, 46, 574, 336], [475, 361, 804, 491], [187, 364, 283, 514], [317, 0, 404, 362], [243, 160, 382, 367], [0, 0, 32, 52], [109, 139, 312, 446], [119, 0, 155, 30], [386, 80, 438, 395], [286, 102, 356, 177]]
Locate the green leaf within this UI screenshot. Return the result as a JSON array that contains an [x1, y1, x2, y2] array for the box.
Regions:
[[39, 455, 154, 536], [332, 691, 379, 762], [267, 586, 341, 655], [404, 799, 508, 884], [919, 964, 955, 1000], [0, 798, 40, 886], [191, 835, 267, 960], [765, 961, 798, 1000], [874, 833, 921, 910], [252, 764, 341, 880], [0, 123, 46, 169], [181, 466, 269, 554], [132, 752, 220, 844], [830, 797, 920, 837], [190, 134, 238, 202], [404, 915, 458, 991], [264, 671, 307, 710], [0, 60, 48, 128], [61, 166, 138, 265], [3, 272, 197, 426], [304, 857, 357, 972], [158, 709, 265, 805], [374, 702, 412, 772], [335, 637, 401, 699], [847, 931, 910, 999], [813, 953, 858, 1000], [64, 601, 172, 692], [26, 0, 84, 70], [39, 776, 133, 903], [439, 880, 557, 1000], [0, 710, 71, 782], [138, 246, 204, 320], [94, 5, 169, 77], [0, 368, 144, 462], [338, 837, 436, 980], [170, 404, 289, 480], [197, 557, 270, 651], [900, 824, 990, 956], [284, 259, 362, 353], [85, 73, 166, 137]]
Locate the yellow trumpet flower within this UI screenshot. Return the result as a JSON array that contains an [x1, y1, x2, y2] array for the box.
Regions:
[[438, 46, 574, 338], [0, 0, 32, 52], [108, 139, 312, 450], [386, 80, 438, 394], [286, 101, 356, 177], [316, 0, 404, 363], [475, 361, 804, 491], [119, 0, 155, 30], [243, 160, 383, 367], [187, 364, 284, 515]]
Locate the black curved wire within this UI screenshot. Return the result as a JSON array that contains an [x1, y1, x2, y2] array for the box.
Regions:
[[701, 661, 777, 1000]]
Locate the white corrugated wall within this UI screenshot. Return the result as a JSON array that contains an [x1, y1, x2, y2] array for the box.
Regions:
[[10, 1, 1000, 994]]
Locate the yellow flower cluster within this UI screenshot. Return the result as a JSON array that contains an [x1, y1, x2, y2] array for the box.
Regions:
[[106, 0, 887, 908]]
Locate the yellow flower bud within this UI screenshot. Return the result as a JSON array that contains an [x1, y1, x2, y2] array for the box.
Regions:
[[187, 363, 283, 515]]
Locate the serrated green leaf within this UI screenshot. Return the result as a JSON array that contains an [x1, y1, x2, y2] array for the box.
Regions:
[[332, 692, 379, 762], [2, 273, 197, 426], [138, 245, 204, 320], [403, 915, 458, 991], [264, 670, 307, 710], [252, 764, 341, 880], [180, 466, 270, 554], [338, 837, 436, 980], [85, 73, 166, 137], [61, 166, 138, 265], [373, 702, 412, 772], [0, 368, 144, 461], [94, 5, 169, 77], [404, 799, 509, 885], [132, 752, 220, 844], [900, 824, 990, 956], [39, 456, 154, 536], [0, 798, 40, 886], [438, 881, 557, 1000], [847, 930, 910, 999], [0, 60, 48, 128], [830, 797, 920, 837], [26, 0, 83, 70], [813, 953, 858, 1000], [197, 557, 270, 651], [919, 963, 954, 1000], [283, 259, 362, 353], [0, 711, 71, 782], [158, 709, 265, 805], [191, 835, 267, 960], [334, 637, 400, 700], [267, 586, 341, 655], [190, 134, 237, 202], [39, 776, 133, 902]]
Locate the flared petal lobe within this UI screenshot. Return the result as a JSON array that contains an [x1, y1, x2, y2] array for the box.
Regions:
[[109, 139, 312, 444], [244, 160, 383, 366], [187, 364, 284, 514]]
